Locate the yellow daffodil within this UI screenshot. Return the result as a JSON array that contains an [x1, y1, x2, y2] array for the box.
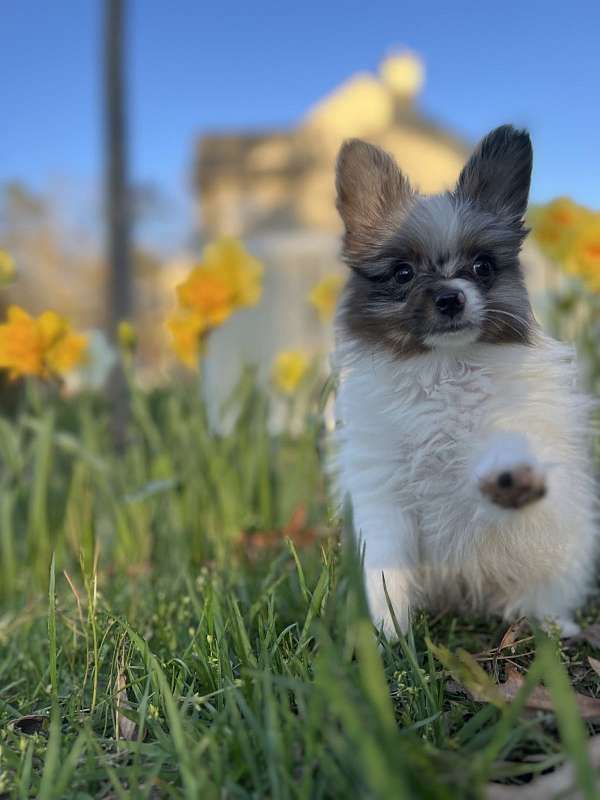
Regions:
[[166, 313, 207, 369], [169, 237, 264, 367], [308, 274, 344, 322], [0, 306, 87, 380], [117, 320, 137, 351], [532, 198, 600, 292], [176, 237, 263, 327], [531, 197, 592, 263], [0, 250, 15, 286], [566, 217, 600, 291], [45, 328, 88, 375], [271, 350, 310, 395], [202, 237, 263, 307], [177, 266, 237, 327], [0, 306, 47, 377]]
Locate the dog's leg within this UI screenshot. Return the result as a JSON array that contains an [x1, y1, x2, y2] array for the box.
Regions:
[[353, 499, 416, 640], [510, 578, 583, 638]]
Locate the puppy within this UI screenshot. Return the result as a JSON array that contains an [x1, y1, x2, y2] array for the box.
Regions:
[[333, 125, 597, 638]]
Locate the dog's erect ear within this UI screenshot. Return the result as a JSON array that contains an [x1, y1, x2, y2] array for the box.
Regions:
[[456, 125, 532, 220], [336, 139, 412, 264]]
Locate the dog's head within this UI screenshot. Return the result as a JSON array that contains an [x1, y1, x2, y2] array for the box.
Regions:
[[335, 125, 535, 354]]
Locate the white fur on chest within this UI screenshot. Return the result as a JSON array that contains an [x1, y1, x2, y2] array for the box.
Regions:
[[335, 338, 554, 514], [333, 333, 597, 623]]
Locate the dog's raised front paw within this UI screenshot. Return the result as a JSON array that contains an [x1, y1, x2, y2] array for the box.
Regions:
[[479, 463, 546, 509]]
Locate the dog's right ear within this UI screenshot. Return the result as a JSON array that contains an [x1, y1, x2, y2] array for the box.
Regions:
[[455, 125, 532, 220], [336, 139, 412, 265]]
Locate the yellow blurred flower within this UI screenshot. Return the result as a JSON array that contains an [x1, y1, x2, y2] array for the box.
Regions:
[[169, 237, 263, 367], [166, 313, 207, 369], [271, 350, 310, 395], [117, 320, 137, 351], [177, 267, 237, 327], [176, 237, 263, 327], [308, 274, 344, 322], [566, 217, 600, 291], [0, 306, 87, 380], [531, 197, 592, 263], [0, 250, 15, 286], [45, 329, 88, 375], [202, 237, 263, 307]]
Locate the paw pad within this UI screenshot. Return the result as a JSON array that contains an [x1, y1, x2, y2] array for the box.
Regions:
[[479, 464, 546, 509]]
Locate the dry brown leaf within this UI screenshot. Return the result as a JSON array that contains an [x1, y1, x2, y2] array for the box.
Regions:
[[446, 651, 600, 721], [115, 670, 137, 741], [283, 504, 308, 538], [497, 619, 529, 653], [486, 735, 600, 799], [497, 664, 600, 720], [241, 504, 319, 559], [588, 656, 600, 677], [490, 620, 532, 680]]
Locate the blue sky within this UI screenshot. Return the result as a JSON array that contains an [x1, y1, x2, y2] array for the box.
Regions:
[[2, 1, 599, 248]]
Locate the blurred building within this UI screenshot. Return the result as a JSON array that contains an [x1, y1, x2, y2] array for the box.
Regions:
[[194, 52, 549, 397], [198, 53, 468, 237]]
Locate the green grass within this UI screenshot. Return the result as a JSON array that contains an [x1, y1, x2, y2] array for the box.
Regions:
[[1, 368, 600, 798]]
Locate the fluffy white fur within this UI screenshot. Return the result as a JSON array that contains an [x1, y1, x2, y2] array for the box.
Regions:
[[333, 330, 597, 638]]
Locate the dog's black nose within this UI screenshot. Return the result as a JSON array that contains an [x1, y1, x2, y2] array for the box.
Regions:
[[434, 290, 465, 318]]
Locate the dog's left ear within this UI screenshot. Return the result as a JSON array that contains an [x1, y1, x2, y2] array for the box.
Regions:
[[456, 125, 532, 220]]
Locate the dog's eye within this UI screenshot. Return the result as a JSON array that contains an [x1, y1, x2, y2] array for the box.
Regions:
[[473, 258, 494, 279], [394, 264, 414, 284]]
